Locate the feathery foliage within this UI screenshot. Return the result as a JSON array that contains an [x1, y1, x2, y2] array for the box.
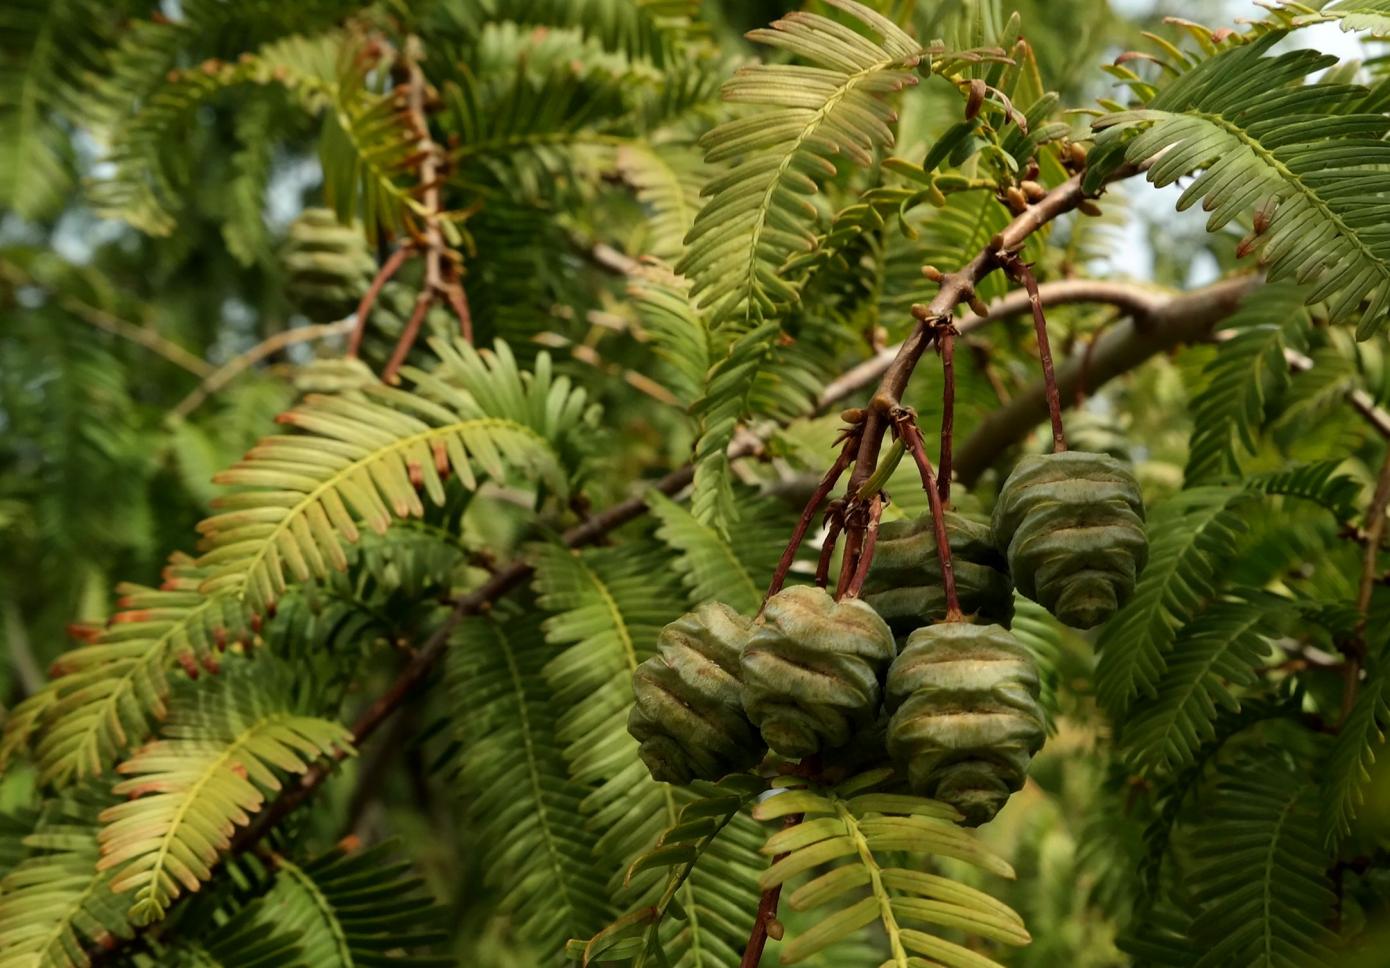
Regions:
[[677, 0, 924, 326], [197, 340, 596, 614], [448, 611, 611, 954], [1095, 486, 1249, 718], [97, 659, 353, 924], [255, 842, 450, 966], [1120, 595, 1287, 775], [1186, 757, 1337, 968], [0, 798, 130, 968], [1094, 32, 1390, 337], [752, 769, 1028, 967]]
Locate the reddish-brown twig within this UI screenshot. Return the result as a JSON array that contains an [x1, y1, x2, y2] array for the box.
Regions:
[[843, 492, 883, 599], [937, 321, 957, 505], [442, 261, 473, 341], [834, 513, 865, 600], [383, 290, 433, 383], [741, 799, 812, 967], [1000, 252, 1067, 452], [815, 505, 845, 589], [763, 439, 857, 608], [893, 409, 962, 619], [347, 244, 414, 359]]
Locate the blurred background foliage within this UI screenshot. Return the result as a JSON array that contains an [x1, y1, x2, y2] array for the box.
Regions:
[[3, 0, 1390, 965]]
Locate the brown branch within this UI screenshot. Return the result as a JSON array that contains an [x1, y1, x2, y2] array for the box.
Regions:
[[937, 324, 957, 505], [953, 275, 1258, 484], [740, 814, 801, 968], [1000, 253, 1066, 452], [894, 411, 962, 619], [763, 438, 857, 607], [1285, 347, 1390, 441], [1345, 447, 1390, 722], [840, 169, 1135, 568], [815, 506, 845, 589], [346, 244, 414, 359], [816, 277, 1165, 408], [171, 320, 355, 419], [843, 492, 883, 599]]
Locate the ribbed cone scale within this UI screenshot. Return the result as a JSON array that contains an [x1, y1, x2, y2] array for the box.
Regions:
[[992, 451, 1148, 629], [628, 602, 764, 784], [862, 511, 1015, 635], [741, 586, 896, 759], [282, 208, 377, 323], [886, 622, 1045, 826]]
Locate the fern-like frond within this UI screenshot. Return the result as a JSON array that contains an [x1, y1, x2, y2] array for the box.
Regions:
[[89, 28, 420, 242], [448, 611, 611, 952], [459, 0, 699, 65], [574, 775, 765, 965], [256, 842, 449, 966], [1287, 0, 1390, 35], [753, 769, 1027, 966], [97, 659, 353, 924], [135, 887, 304, 968], [647, 490, 786, 614], [1, 554, 250, 788], [676, 0, 924, 326], [0, 0, 103, 219], [1245, 460, 1361, 522], [197, 340, 595, 614], [618, 142, 708, 261], [1120, 595, 1286, 776], [626, 262, 710, 406], [1186, 284, 1310, 483], [1093, 33, 1390, 337], [1188, 757, 1336, 967], [530, 538, 680, 790], [688, 322, 780, 534], [0, 798, 131, 968], [1321, 668, 1389, 844], [1095, 487, 1249, 719]]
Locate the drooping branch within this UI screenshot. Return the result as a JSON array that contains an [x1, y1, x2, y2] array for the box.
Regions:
[[999, 252, 1067, 453], [954, 275, 1258, 483], [842, 168, 1135, 509], [893, 410, 962, 620]]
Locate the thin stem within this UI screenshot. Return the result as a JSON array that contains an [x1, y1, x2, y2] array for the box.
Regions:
[[763, 439, 857, 608], [442, 262, 473, 342], [1001, 252, 1066, 452], [843, 493, 883, 599], [347, 244, 413, 359], [894, 410, 961, 619], [1345, 447, 1390, 722], [815, 508, 844, 589], [382, 289, 433, 384], [171, 319, 355, 419], [843, 169, 1127, 541], [834, 501, 867, 601], [937, 322, 957, 505]]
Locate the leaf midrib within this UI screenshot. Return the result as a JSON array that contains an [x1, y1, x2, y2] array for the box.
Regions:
[[738, 52, 919, 322], [1156, 107, 1390, 301], [221, 416, 551, 604]]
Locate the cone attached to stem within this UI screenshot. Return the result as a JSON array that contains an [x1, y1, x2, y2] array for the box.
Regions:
[[741, 586, 896, 759], [992, 451, 1147, 629], [886, 621, 1045, 825], [628, 603, 764, 784]]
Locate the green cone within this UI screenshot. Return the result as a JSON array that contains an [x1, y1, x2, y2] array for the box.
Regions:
[[628, 602, 764, 784], [886, 622, 1046, 825], [741, 586, 896, 759], [992, 451, 1148, 629]]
